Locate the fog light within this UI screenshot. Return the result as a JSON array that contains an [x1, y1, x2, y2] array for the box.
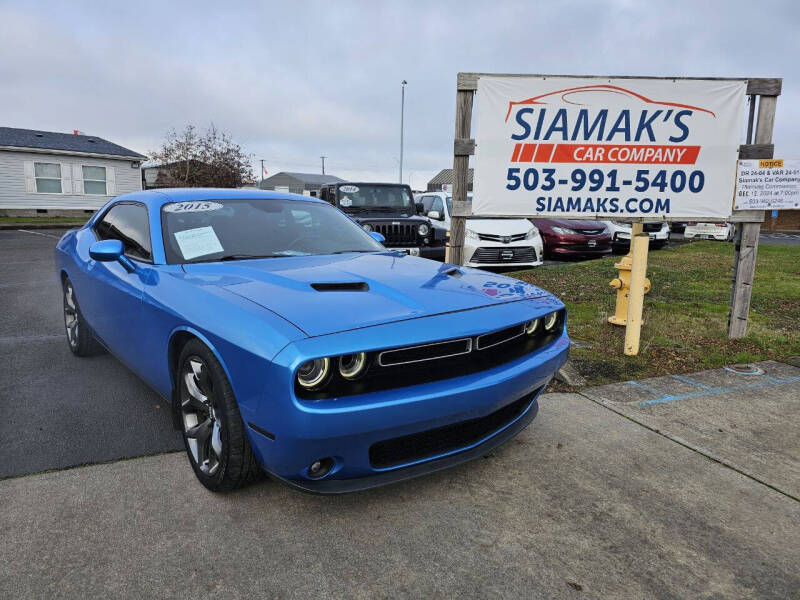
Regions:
[[525, 319, 540, 335], [339, 352, 367, 380], [297, 358, 331, 390], [544, 312, 559, 331], [308, 457, 334, 479]]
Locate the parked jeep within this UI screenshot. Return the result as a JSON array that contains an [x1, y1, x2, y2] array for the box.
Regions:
[[319, 182, 445, 260]]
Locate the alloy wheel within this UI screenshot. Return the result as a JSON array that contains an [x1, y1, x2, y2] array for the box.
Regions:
[[63, 282, 79, 349], [180, 357, 223, 475]]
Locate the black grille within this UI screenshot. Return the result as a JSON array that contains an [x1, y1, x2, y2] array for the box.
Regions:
[[369, 393, 536, 469], [470, 247, 536, 264], [643, 223, 663, 232], [371, 223, 417, 246], [378, 338, 471, 366], [574, 228, 605, 235], [475, 323, 525, 350]]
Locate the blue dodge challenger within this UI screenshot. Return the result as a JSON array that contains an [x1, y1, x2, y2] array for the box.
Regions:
[[54, 189, 569, 493]]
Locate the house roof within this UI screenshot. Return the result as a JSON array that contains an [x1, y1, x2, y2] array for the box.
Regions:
[[261, 171, 345, 186], [0, 127, 146, 159], [428, 168, 474, 185]]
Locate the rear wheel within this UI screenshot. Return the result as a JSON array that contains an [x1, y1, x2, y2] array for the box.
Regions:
[[62, 277, 103, 357], [177, 339, 261, 492]]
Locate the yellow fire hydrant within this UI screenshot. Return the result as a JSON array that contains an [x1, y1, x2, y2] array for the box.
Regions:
[[608, 225, 651, 327], [608, 253, 651, 326]]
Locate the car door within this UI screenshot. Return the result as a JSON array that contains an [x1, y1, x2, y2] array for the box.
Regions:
[[82, 202, 150, 366]]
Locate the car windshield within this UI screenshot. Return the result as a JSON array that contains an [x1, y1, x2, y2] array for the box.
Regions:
[[337, 185, 415, 216], [161, 198, 384, 264]]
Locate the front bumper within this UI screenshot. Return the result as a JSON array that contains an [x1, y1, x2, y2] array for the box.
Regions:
[[685, 231, 728, 240], [612, 229, 670, 247], [264, 395, 541, 493], [419, 245, 446, 261], [245, 307, 568, 493], [386, 245, 445, 261], [464, 239, 544, 268]]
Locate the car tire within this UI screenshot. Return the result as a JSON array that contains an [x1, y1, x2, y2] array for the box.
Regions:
[[177, 339, 262, 492], [62, 277, 104, 357]]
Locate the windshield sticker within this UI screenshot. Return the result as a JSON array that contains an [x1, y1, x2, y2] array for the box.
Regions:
[[339, 185, 359, 194], [164, 201, 223, 213], [340, 197, 353, 207], [174, 226, 224, 260]]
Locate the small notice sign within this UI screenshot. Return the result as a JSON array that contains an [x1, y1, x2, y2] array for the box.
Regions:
[[734, 159, 800, 210]]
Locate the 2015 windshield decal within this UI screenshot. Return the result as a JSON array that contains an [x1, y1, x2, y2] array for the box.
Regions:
[[164, 201, 224, 213]]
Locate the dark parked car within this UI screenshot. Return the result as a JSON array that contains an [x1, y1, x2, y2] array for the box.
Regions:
[[319, 182, 445, 260], [529, 219, 612, 259]]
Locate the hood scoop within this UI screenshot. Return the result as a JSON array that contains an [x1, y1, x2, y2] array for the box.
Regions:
[[310, 281, 370, 292]]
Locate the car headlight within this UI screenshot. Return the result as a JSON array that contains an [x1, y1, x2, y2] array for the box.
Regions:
[[296, 358, 331, 390], [551, 226, 574, 235], [544, 311, 559, 331], [338, 352, 367, 380], [465, 228, 480, 240], [418, 223, 430, 237], [525, 227, 538, 240], [525, 318, 540, 335], [362, 224, 373, 233]]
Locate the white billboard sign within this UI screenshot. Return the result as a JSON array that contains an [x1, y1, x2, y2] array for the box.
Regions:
[[734, 159, 800, 210], [472, 76, 747, 219]]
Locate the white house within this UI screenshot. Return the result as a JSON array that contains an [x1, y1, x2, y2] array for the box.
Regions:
[[0, 127, 145, 212]]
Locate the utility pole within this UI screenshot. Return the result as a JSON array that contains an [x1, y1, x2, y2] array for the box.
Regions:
[[320, 156, 326, 175], [400, 80, 407, 184], [260, 159, 265, 183]]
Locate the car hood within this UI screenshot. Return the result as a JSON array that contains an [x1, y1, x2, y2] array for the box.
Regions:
[[467, 219, 534, 236], [183, 253, 550, 337], [533, 218, 607, 231]]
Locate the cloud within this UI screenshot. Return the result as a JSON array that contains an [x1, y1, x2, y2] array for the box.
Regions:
[[1, 0, 798, 186]]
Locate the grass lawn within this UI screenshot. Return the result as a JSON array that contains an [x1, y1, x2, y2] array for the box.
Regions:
[[512, 241, 800, 387]]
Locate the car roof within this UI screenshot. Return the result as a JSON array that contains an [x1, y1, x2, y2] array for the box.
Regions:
[[110, 187, 325, 210]]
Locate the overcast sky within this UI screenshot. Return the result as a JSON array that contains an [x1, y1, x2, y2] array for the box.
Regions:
[[1, 0, 798, 188]]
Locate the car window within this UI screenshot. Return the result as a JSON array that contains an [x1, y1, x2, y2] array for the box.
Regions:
[[94, 203, 152, 261], [161, 198, 383, 264], [430, 197, 444, 214]]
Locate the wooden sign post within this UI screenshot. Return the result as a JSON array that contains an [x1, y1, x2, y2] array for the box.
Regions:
[[450, 73, 781, 342]]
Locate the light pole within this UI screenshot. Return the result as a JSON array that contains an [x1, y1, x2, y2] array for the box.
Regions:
[[320, 156, 326, 175], [399, 80, 407, 184]]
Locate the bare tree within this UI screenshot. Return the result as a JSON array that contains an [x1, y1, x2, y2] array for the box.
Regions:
[[150, 124, 253, 188]]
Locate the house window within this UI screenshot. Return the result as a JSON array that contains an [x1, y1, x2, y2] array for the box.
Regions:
[[34, 162, 62, 194], [82, 166, 107, 195]]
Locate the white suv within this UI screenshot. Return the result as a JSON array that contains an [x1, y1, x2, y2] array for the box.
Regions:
[[415, 191, 543, 268]]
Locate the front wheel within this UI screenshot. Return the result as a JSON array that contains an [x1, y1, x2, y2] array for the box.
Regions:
[[177, 339, 261, 492], [62, 277, 103, 357]]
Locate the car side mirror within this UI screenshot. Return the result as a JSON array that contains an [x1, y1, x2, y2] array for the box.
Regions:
[[427, 210, 442, 221], [415, 202, 424, 214], [89, 239, 135, 273], [370, 232, 386, 244]]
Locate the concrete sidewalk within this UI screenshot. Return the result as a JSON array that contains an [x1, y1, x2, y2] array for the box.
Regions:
[[2, 390, 799, 599], [582, 359, 800, 500]]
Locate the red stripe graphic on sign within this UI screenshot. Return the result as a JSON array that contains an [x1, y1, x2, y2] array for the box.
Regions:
[[510, 143, 522, 162], [518, 144, 537, 162], [534, 144, 554, 162]]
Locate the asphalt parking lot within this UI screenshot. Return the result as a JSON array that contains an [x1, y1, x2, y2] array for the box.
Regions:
[[0, 229, 181, 478], [1, 228, 799, 598]]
